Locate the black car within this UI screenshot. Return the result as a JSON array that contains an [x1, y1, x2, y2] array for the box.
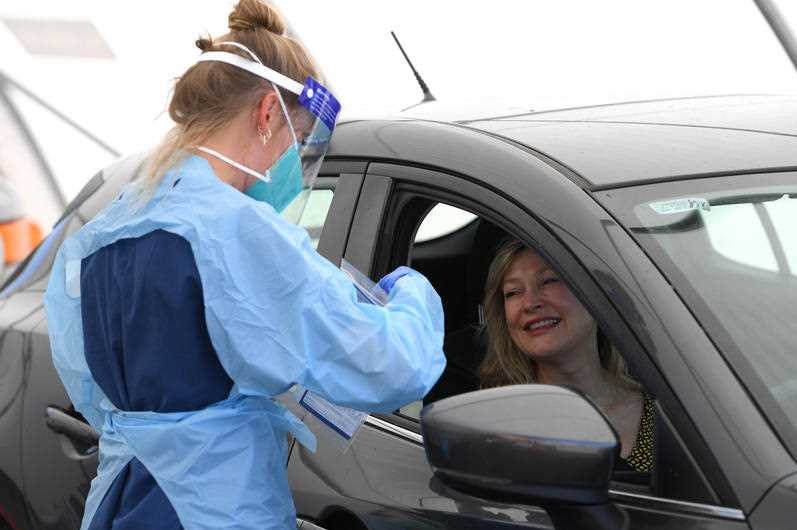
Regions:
[[1, 94, 796, 530]]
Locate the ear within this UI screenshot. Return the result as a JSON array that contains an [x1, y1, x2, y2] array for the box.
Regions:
[[256, 91, 281, 131]]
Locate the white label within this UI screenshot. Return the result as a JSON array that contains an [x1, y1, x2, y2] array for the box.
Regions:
[[299, 390, 367, 440], [650, 197, 710, 215]]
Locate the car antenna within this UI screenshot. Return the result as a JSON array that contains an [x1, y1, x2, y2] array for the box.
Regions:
[[753, 0, 797, 72], [391, 31, 437, 111]]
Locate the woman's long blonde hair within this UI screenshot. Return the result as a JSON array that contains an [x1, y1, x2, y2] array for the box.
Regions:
[[479, 239, 640, 390], [144, 0, 320, 190]]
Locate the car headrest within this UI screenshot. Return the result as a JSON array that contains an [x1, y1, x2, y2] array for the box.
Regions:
[[463, 219, 507, 319]]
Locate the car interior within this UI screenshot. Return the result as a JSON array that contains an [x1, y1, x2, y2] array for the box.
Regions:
[[410, 211, 505, 407]]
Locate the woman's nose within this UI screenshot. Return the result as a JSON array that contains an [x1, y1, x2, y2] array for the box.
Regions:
[[520, 289, 542, 312]]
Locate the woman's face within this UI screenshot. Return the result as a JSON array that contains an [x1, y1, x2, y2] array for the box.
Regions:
[[502, 248, 597, 363]]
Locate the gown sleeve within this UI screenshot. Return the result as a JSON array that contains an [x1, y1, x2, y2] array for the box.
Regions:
[[199, 202, 446, 413]]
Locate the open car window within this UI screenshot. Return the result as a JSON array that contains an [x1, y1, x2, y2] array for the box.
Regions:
[[392, 199, 664, 491]]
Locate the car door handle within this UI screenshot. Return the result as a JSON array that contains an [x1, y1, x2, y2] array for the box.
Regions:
[[45, 406, 100, 448], [296, 519, 328, 530]]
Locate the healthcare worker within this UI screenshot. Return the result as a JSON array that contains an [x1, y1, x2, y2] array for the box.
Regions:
[[43, 1, 446, 528]]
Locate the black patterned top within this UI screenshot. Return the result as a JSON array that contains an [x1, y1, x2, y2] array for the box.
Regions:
[[622, 396, 655, 473]]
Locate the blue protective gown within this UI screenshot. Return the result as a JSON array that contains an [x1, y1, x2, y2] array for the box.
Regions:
[[44, 154, 446, 529]]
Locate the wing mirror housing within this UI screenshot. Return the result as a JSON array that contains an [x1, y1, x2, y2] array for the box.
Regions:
[[421, 385, 625, 530]]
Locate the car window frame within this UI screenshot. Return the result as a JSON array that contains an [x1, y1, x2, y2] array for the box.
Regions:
[[311, 160, 368, 265], [342, 161, 744, 517]]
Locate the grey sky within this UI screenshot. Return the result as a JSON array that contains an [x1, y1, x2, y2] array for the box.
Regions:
[[2, 0, 796, 204]]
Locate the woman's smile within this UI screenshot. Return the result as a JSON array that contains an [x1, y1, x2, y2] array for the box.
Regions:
[[523, 317, 562, 335]]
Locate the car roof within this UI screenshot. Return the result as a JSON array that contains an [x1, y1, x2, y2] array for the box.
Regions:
[[457, 94, 797, 189]]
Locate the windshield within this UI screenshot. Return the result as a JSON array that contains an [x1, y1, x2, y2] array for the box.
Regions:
[[598, 172, 797, 454]]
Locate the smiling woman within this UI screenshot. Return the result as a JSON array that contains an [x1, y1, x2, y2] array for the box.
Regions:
[[479, 238, 653, 474]]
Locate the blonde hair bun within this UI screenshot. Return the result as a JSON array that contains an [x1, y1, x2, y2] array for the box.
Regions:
[[148, 0, 320, 185], [228, 0, 286, 35]]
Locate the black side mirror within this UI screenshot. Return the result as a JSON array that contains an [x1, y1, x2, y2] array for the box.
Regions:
[[421, 385, 627, 530]]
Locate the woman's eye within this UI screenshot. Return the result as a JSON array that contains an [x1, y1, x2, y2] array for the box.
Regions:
[[503, 291, 517, 299], [542, 277, 559, 286]]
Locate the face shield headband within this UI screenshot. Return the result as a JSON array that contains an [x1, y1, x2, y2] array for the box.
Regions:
[[193, 42, 341, 221]]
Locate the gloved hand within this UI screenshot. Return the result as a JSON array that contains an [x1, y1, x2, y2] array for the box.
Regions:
[[377, 266, 414, 295]]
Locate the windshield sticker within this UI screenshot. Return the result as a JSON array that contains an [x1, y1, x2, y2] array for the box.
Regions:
[[649, 197, 710, 215]]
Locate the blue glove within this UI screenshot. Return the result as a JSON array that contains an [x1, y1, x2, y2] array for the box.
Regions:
[[377, 266, 414, 295]]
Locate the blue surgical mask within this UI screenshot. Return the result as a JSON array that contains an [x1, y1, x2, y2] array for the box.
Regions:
[[244, 143, 303, 212]]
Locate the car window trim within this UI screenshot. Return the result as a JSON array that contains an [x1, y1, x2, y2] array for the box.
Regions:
[[363, 415, 746, 522]]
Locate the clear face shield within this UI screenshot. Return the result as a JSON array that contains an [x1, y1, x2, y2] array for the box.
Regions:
[[195, 43, 341, 224], [276, 79, 339, 223]]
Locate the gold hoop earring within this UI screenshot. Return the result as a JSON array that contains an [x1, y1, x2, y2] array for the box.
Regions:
[[258, 127, 272, 146]]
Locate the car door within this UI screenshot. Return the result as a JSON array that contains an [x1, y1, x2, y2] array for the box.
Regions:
[[287, 160, 754, 529], [7, 158, 128, 530], [5, 213, 100, 530]]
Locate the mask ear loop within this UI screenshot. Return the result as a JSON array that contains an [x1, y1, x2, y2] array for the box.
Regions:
[[265, 83, 301, 184], [196, 146, 270, 182], [271, 82, 299, 147]]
